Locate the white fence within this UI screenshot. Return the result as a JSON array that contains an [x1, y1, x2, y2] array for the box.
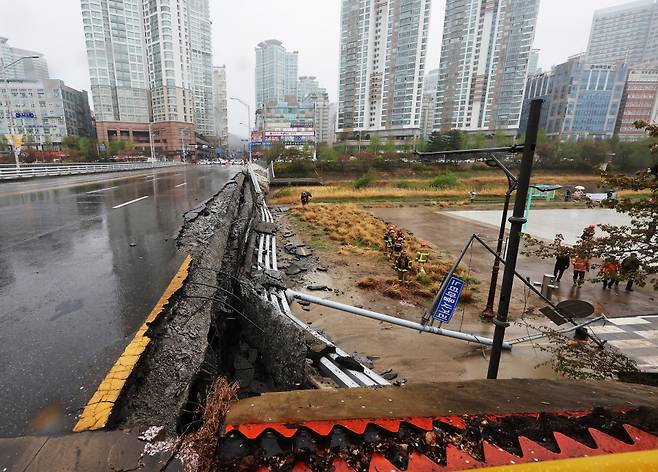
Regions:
[[0, 162, 183, 180]]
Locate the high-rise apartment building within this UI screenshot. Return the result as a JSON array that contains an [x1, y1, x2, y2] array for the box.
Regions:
[[188, 0, 215, 137], [306, 92, 333, 144], [420, 69, 439, 137], [81, 0, 214, 157], [81, 0, 150, 123], [435, 0, 540, 133], [0, 38, 49, 81], [255, 40, 298, 108], [337, 0, 432, 142], [586, 0, 658, 66], [213, 66, 229, 146], [298, 76, 325, 102]]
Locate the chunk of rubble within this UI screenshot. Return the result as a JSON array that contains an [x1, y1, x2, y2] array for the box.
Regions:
[[307, 284, 328, 291], [285, 262, 306, 276]]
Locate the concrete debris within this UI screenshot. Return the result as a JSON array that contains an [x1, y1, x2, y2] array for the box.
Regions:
[[334, 356, 365, 372], [254, 221, 277, 235], [350, 352, 374, 369], [285, 263, 306, 276], [282, 231, 294, 238], [316, 266, 328, 272], [295, 247, 313, 257], [380, 368, 393, 376], [297, 300, 311, 306], [307, 284, 328, 291], [383, 371, 398, 381], [129, 242, 137, 247], [138, 426, 164, 442], [251, 270, 287, 290]]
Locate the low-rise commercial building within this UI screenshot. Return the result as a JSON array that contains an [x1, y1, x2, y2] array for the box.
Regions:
[[0, 79, 93, 147]]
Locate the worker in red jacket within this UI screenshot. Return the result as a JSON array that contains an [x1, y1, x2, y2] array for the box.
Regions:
[[572, 256, 590, 287]]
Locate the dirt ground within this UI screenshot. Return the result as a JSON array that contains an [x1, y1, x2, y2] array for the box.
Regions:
[[272, 206, 558, 385]]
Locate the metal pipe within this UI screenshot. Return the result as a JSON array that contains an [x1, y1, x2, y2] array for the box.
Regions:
[[483, 188, 514, 318], [509, 316, 607, 345], [286, 289, 511, 349], [487, 98, 543, 379]]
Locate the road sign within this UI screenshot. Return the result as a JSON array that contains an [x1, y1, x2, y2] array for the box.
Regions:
[[432, 276, 465, 323], [15, 112, 35, 119]]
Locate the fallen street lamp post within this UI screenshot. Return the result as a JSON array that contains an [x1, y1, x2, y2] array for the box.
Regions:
[[286, 289, 512, 350]]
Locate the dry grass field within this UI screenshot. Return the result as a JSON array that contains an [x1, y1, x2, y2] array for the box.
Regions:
[[271, 173, 607, 204], [287, 203, 477, 304]]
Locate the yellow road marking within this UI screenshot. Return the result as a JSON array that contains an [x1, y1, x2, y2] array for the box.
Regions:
[[480, 449, 658, 471], [73, 255, 192, 432]]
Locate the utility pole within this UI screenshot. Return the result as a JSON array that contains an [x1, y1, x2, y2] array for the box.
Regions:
[[230, 97, 252, 162], [487, 99, 543, 380]]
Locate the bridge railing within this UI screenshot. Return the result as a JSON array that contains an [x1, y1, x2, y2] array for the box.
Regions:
[[0, 161, 183, 180]]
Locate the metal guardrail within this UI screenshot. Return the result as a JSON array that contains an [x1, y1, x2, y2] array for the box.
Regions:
[[247, 163, 388, 388], [0, 162, 183, 180]]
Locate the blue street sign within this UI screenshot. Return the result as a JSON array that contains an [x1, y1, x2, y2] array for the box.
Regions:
[[15, 112, 35, 119], [432, 276, 465, 323]]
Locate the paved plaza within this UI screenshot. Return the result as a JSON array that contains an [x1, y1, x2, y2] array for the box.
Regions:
[[585, 315, 658, 372], [450, 208, 632, 245]]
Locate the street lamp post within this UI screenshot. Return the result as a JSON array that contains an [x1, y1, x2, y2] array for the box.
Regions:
[[230, 97, 251, 162], [487, 99, 543, 380], [1, 55, 40, 170]]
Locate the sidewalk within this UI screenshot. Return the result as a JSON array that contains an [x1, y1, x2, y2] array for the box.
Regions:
[[0, 429, 181, 472]]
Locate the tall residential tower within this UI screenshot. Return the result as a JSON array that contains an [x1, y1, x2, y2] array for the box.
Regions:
[[434, 0, 540, 133], [80, 0, 214, 156], [255, 40, 298, 108], [337, 0, 432, 143], [213, 66, 229, 146]]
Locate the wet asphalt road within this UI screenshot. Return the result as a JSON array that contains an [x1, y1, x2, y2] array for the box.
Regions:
[[0, 165, 239, 437]]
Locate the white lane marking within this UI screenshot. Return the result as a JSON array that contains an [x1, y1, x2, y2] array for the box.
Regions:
[[175, 182, 187, 188], [112, 196, 149, 209], [86, 186, 118, 194]]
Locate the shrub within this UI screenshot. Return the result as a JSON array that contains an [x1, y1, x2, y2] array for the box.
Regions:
[[353, 172, 377, 189], [429, 172, 458, 189], [396, 180, 411, 189]]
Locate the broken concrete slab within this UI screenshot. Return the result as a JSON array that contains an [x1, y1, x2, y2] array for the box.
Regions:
[[254, 221, 277, 235], [285, 263, 306, 276], [383, 371, 398, 381], [307, 284, 328, 291], [295, 247, 313, 257]]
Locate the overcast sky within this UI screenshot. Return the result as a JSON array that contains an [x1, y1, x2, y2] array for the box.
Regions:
[[0, 0, 637, 136]]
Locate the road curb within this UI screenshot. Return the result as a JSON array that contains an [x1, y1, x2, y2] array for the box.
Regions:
[[73, 255, 192, 432]]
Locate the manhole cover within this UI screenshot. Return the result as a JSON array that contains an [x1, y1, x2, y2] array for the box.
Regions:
[[557, 299, 595, 318]]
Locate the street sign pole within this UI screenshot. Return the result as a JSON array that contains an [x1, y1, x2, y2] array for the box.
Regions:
[[487, 98, 543, 380]]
